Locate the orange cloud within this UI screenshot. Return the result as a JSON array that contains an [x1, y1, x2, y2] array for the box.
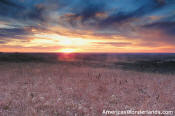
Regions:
[[1, 22, 175, 53], [95, 12, 108, 19]]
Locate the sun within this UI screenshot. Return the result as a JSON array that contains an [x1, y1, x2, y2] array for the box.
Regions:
[[59, 39, 72, 46], [59, 48, 76, 53]]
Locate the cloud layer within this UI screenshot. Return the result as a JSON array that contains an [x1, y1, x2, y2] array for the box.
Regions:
[[0, 0, 175, 52]]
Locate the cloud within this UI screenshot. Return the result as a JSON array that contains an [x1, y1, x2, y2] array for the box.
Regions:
[[0, 26, 34, 44], [0, 27, 32, 38], [0, 0, 175, 52], [0, 0, 23, 8], [143, 21, 175, 36], [58, 0, 175, 38], [0, 0, 49, 25], [94, 42, 132, 47]]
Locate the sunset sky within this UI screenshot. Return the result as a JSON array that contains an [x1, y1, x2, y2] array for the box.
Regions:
[[0, 0, 175, 53]]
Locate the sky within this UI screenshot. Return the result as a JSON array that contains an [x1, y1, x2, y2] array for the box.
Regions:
[[0, 0, 175, 53]]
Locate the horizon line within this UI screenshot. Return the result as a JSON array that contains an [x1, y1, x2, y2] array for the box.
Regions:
[[1, 52, 175, 54]]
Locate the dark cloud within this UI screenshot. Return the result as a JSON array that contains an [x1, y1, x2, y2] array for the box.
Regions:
[[0, 0, 48, 24], [74, 2, 105, 21], [143, 21, 175, 36], [0, 27, 32, 38], [0, 0, 175, 50], [0, 0, 23, 8], [59, 0, 174, 34], [23, 5, 46, 22], [155, 0, 166, 5], [0, 0, 173, 29], [0, 0, 22, 19]]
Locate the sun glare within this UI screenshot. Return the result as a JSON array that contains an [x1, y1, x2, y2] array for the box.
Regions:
[[59, 39, 72, 46], [59, 48, 76, 53]]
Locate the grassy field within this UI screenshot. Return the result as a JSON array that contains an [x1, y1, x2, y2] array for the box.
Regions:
[[0, 53, 175, 115]]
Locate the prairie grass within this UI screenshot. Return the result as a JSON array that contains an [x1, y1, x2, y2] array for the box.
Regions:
[[0, 62, 175, 116]]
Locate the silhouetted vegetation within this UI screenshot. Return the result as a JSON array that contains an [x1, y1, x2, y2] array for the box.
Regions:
[[115, 60, 175, 74], [0, 53, 46, 62], [0, 53, 175, 74]]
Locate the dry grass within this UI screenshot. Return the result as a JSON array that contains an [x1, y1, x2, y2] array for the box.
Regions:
[[0, 62, 175, 116]]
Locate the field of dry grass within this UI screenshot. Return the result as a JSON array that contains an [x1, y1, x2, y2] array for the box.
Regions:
[[0, 62, 175, 116]]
